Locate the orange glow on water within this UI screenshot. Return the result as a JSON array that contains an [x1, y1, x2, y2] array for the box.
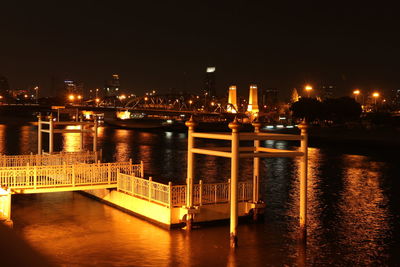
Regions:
[[62, 125, 81, 152]]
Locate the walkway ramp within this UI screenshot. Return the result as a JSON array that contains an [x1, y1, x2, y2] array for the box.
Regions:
[[1, 162, 143, 194]]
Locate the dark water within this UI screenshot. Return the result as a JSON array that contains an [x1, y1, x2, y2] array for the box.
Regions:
[[1, 122, 399, 266]]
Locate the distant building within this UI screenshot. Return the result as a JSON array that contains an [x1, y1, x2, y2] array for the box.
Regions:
[[64, 80, 84, 99], [262, 88, 279, 108], [204, 67, 216, 97], [104, 74, 120, 97], [391, 88, 400, 108], [321, 85, 335, 99], [0, 75, 10, 96]]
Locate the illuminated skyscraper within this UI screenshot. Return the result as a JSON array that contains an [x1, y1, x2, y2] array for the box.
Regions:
[[105, 74, 120, 97], [204, 67, 216, 97]]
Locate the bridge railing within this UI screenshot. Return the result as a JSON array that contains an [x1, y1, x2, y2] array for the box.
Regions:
[[0, 162, 142, 190], [116, 173, 253, 208], [0, 151, 98, 167]]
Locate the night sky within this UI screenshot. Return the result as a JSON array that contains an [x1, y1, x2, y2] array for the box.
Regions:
[[1, 1, 399, 99]]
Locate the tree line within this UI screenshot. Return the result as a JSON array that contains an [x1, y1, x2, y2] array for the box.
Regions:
[[290, 97, 362, 124]]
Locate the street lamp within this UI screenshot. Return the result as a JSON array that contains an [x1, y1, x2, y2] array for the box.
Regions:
[[353, 89, 360, 102], [304, 85, 313, 98], [372, 92, 380, 106], [34, 86, 39, 104]]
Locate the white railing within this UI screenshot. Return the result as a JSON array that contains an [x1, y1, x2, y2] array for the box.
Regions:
[[117, 173, 172, 207], [116, 173, 253, 208], [0, 162, 142, 190], [172, 180, 253, 207], [0, 151, 99, 167]]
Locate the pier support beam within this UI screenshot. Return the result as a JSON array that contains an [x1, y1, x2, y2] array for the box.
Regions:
[[229, 118, 240, 248], [298, 121, 308, 240], [49, 115, 54, 154], [252, 120, 262, 220], [0, 188, 13, 227], [37, 114, 42, 155], [93, 117, 98, 153], [185, 117, 197, 230], [80, 117, 84, 151]]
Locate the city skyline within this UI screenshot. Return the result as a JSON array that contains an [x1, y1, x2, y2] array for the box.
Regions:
[[1, 2, 399, 98]]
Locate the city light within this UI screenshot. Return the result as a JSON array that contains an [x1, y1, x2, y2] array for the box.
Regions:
[[69, 94, 75, 101], [95, 98, 100, 103], [305, 85, 313, 91], [304, 84, 313, 98], [77, 95, 82, 100], [353, 89, 360, 101], [372, 92, 380, 106]]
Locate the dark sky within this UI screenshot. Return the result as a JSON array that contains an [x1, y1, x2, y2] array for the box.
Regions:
[[1, 1, 399, 99]]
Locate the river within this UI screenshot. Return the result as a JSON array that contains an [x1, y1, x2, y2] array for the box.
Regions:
[[1, 121, 399, 266]]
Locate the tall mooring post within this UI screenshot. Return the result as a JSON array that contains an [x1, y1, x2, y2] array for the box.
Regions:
[[49, 115, 54, 154], [93, 116, 98, 153], [37, 114, 42, 155], [229, 118, 240, 248], [252, 120, 261, 204], [185, 116, 197, 230], [80, 116, 84, 151], [298, 120, 308, 240], [0, 188, 13, 227]]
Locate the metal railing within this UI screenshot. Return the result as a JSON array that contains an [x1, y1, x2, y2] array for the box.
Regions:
[[0, 162, 142, 190], [0, 151, 99, 167], [116, 173, 253, 208], [117, 173, 172, 207]]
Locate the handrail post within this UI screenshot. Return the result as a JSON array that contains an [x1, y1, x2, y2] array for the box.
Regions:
[[34, 166, 37, 189], [214, 184, 217, 203], [199, 180, 203, 206], [108, 163, 111, 184], [148, 177, 152, 201], [117, 171, 120, 191], [72, 165, 76, 187], [168, 181, 173, 208]]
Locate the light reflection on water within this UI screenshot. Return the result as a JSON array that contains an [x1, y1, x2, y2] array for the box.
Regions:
[[0, 123, 398, 266]]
